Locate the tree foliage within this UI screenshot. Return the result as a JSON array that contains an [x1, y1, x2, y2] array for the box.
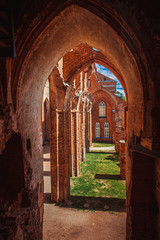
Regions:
[[116, 91, 126, 102]]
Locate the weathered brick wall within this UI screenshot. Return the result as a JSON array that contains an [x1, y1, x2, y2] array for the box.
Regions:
[[92, 93, 115, 142], [87, 67, 126, 148], [0, 1, 159, 240], [95, 72, 117, 93]]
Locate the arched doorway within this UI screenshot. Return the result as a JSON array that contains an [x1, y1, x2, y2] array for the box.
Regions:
[[8, 3, 155, 240]]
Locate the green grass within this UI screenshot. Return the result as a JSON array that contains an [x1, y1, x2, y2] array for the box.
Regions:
[[70, 152, 126, 199], [92, 142, 114, 147]]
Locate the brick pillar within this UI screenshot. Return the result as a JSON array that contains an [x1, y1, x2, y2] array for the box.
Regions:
[[49, 74, 59, 202], [59, 110, 70, 202], [119, 140, 126, 179], [89, 107, 92, 147], [58, 111, 66, 201], [82, 101, 86, 161], [76, 111, 81, 176], [80, 71, 83, 91], [71, 110, 77, 176], [42, 99, 45, 141], [127, 144, 159, 240], [85, 102, 89, 153], [78, 110, 82, 163], [114, 110, 119, 153], [112, 110, 115, 146], [50, 110, 70, 202], [50, 109, 59, 202], [68, 110, 72, 177], [70, 110, 74, 177], [124, 106, 128, 139], [44, 98, 50, 141], [49, 74, 70, 202]]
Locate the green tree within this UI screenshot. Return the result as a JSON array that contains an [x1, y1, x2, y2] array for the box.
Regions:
[[116, 91, 126, 101]]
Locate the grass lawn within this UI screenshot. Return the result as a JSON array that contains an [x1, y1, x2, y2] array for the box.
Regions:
[[69, 151, 126, 211], [92, 142, 114, 147]]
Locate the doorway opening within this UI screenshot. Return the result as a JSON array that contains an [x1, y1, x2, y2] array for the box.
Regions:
[[16, 4, 145, 239], [68, 61, 126, 213], [41, 44, 127, 239]]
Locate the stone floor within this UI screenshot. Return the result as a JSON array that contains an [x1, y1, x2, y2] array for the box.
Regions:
[[43, 144, 126, 240]]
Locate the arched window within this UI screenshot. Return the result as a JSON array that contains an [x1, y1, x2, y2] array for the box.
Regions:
[[99, 101, 106, 117], [104, 122, 109, 137], [95, 123, 100, 137]]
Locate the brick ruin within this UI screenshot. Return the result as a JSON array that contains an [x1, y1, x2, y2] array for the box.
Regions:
[[42, 50, 127, 180], [0, 1, 160, 240]]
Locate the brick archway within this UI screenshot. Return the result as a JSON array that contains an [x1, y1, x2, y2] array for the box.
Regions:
[[17, 5, 144, 151], [62, 43, 128, 100], [9, 3, 155, 240]]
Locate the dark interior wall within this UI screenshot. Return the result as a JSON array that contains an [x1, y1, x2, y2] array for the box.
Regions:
[[0, 132, 25, 239], [0, 132, 24, 206], [0, 132, 43, 240], [0, 60, 7, 105]]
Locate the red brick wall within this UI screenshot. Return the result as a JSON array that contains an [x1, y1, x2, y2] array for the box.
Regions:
[[91, 93, 115, 142], [44, 98, 50, 141]]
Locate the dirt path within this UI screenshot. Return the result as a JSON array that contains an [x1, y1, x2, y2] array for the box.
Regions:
[[43, 145, 126, 240]]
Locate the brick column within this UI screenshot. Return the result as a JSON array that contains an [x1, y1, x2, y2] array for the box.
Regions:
[[119, 140, 126, 179], [76, 111, 81, 176], [78, 110, 83, 163], [85, 101, 89, 153], [44, 98, 50, 141], [82, 101, 86, 161], [59, 110, 70, 202], [71, 110, 77, 176], [58, 111, 66, 201], [50, 109, 59, 202], [68, 110, 72, 177], [49, 74, 70, 202], [50, 110, 70, 202], [114, 110, 119, 153], [89, 107, 92, 147], [42, 99, 45, 141]]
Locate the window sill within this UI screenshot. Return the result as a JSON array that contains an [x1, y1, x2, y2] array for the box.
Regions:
[[98, 116, 106, 118]]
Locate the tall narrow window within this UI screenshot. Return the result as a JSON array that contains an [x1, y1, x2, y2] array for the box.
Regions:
[[104, 122, 109, 137], [99, 101, 106, 117], [95, 123, 100, 137]]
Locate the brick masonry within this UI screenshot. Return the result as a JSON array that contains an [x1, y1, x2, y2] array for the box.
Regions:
[[0, 2, 159, 240]]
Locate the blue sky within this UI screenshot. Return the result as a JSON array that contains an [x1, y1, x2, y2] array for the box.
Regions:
[[95, 63, 125, 97]]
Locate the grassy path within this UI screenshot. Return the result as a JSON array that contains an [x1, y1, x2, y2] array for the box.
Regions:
[[70, 150, 126, 212], [92, 142, 114, 147]]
